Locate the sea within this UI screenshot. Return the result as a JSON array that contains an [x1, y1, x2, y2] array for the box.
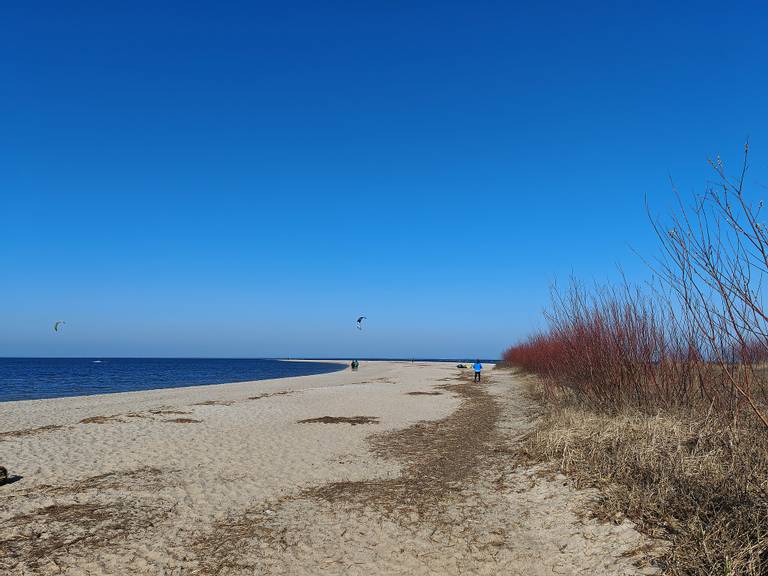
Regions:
[[0, 358, 347, 403]]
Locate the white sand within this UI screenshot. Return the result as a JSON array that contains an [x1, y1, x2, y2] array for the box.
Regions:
[[0, 361, 660, 575]]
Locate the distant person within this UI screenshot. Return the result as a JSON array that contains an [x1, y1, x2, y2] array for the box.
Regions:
[[473, 360, 482, 382], [351, 360, 359, 371]]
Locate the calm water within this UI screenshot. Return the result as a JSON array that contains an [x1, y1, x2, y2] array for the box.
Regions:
[[0, 358, 347, 402]]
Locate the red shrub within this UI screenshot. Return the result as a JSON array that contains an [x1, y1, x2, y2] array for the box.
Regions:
[[505, 148, 768, 427]]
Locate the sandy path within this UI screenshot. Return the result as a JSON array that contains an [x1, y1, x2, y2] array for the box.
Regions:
[[0, 361, 658, 575]]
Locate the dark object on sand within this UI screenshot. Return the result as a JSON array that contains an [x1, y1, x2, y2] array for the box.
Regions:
[[351, 360, 359, 371], [164, 418, 202, 424], [298, 416, 379, 425], [457, 364, 467, 369], [0, 466, 7, 485]]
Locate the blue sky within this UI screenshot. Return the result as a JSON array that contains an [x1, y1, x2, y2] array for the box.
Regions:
[[2, 1, 767, 358]]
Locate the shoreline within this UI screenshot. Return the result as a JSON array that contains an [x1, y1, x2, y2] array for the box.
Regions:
[[0, 361, 410, 431]]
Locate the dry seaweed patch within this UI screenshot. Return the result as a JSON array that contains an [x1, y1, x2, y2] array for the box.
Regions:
[[247, 391, 294, 401], [0, 424, 64, 442], [193, 400, 235, 407], [79, 414, 123, 424], [1, 466, 176, 572], [149, 409, 192, 416], [307, 373, 501, 517], [186, 374, 500, 573], [187, 374, 502, 575], [72, 466, 167, 491], [297, 416, 379, 425], [0, 500, 172, 572], [1, 502, 122, 568], [189, 506, 289, 575], [519, 393, 768, 575], [406, 391, 442, 396], [164, 417, 202, 424], [17, 466, 170, 498]]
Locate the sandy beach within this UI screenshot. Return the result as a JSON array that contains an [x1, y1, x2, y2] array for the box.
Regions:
[[0, 361, 658, 575]]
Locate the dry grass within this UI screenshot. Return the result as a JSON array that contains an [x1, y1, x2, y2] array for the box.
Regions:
[[297, 416, 379, 425], [519, 379, 768, 575], [0, 424, 64, 441]]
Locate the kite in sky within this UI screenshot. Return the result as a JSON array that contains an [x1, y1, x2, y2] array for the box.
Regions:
[[356, 316, 366, 330], [53, 321, 66, 332]]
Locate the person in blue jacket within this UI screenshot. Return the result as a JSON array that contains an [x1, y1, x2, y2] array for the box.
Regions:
[[473, 360, 483, 383]]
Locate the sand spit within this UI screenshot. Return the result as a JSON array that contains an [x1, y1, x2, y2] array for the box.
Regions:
[[0, 361, 659, 574]]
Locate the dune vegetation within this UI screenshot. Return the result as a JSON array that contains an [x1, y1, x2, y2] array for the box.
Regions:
[[504, 147, 768, 575]]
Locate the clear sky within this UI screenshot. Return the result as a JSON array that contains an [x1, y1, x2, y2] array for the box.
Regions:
[[2, 2, 767, 358]]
